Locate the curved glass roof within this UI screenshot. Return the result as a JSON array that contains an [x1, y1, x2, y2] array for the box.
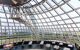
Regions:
[[0, 0, 80, 45]]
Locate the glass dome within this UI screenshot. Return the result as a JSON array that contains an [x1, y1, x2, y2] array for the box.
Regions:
[[0, 0, 80, 46]]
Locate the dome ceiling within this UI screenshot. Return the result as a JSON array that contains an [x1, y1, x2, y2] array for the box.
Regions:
[[0, 0, 80, 44]]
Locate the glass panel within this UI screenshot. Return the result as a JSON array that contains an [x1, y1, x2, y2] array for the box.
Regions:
[[64, 19, 73, 23], [58, 21, 65, 24], [61, 14, 69, 19], [69, 0, 80, 8], [61, 4, 72, 12], [55, 8, 64, 14], [55, 16, 62, 20], [50, 17, 55, 21], [68, 11, 79, 18], [72, 17, 80, 22]]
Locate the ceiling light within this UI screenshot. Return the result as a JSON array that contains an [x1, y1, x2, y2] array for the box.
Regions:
[[12, 0, 18, 4]]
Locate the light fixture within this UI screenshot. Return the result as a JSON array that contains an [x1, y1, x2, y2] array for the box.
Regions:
[[12, 0, 18, 4]]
